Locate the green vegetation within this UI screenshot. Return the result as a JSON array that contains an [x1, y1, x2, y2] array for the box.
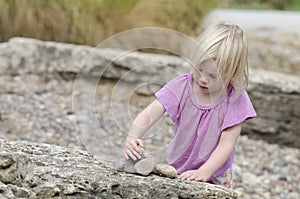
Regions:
[[0, 0, 221, 45], [0, 0, 299, 46], [0, 0, 139, 45]]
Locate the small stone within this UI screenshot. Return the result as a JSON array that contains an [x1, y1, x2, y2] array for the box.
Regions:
[[116, 159, 125, 171], [123, 159, 138, 174], [0, 181, 7, 192], [289, 192, 300, 199], [134, 158, 155, 176], [63, 184, 77, 195], [275, 159, 287, 167], [34, 88, 47, 95], [10, 186, 32, 198], [155, 164, 178, 178], [0, 154, 14, 169]]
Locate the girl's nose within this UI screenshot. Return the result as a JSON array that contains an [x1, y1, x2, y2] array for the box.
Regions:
[[199, 75, 208, 84]]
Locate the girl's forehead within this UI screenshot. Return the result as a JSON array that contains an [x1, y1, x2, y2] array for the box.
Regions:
[[201, 57, 216, 64], [197, 56, 217, 65], [193, 58, 219, 73], [197, 58, 217, 68]]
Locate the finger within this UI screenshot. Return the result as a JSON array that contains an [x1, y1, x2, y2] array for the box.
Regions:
[[131, 149, 142, 160], [125, 149, 138, 161], [130, 142, 143, 155], [182, 172, 197, 181], [179, 175, 186, 180], [136, 139, 144, 148], [123, 144, 135, 159], [179, 173, 186, 179], [182, 172, 194, 180], [180, 176, 193, 180], [195, 177, 206, 181], [179, 171, 191, 177], [186, 175, 195, 180], [125, 147, 141, 161], [179, 173, 189, 180], [123, 144, 133, 159], [128, 143, 143, 159], [123, 150, 129, 160]]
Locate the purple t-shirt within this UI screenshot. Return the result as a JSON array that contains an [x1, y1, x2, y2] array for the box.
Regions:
[[155, 72, 256, 180]]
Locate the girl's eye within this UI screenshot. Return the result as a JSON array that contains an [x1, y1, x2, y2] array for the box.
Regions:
[[210, 74, 217, 79]]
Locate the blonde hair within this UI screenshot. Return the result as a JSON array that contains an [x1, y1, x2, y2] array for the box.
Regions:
[[191, 22, 249, 97]]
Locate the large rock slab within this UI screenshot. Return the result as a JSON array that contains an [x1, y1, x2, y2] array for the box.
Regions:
[[245, 69, 300, 148], [0, 37, 190, 95], [0, 139, 238, 198], [0, 37, 189, 81]]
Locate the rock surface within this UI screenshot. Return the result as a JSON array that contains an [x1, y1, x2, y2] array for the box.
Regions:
[[0, 36, 299, 198], [0, 139, 238, 198], [0, 69, 299, 199], [244, 69, 300, 147], [0, 38, 299, 147], [0, 37, 189, 84]]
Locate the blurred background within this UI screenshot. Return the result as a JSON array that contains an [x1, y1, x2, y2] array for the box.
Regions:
[[1, 0, 300, 46], [0, 1, 300, 199]]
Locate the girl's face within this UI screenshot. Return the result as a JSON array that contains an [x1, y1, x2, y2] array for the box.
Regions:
[[192, 58, 224, 95]]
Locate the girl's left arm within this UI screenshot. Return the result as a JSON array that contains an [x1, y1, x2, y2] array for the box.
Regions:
[[179, 123, 242, 181]]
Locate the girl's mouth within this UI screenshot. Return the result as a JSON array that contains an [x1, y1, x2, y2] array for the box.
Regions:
[[199, 84, 208, 90]]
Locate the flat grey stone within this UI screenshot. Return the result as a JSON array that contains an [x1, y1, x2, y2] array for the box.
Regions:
[[155, 164, 178, 178], [134, 157, 155, 176]]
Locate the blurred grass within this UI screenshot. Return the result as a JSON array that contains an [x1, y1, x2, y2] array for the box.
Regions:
[[0, 0, 221, 45], [0, 0, 299, 46], [0, 0, 139, 45]]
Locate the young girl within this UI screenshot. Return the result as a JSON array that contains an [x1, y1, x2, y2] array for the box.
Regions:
[[122, 22, 256, 188]]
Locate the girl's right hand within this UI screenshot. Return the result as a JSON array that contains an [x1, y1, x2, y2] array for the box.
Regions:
[[122, 136, 144, 161]]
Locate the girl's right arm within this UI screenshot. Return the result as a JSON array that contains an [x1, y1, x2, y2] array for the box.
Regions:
[[123, 99, 165, 160]]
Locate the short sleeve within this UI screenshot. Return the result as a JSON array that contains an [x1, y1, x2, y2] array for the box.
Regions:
[[222, 90, 257, 131], [155, 73, 189, 122]]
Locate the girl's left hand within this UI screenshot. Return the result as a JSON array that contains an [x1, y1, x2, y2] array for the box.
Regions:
[[178, 169, 211, 181]]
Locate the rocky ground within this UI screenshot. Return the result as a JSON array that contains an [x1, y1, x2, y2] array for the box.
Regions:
[[0, 73, 299, 199]]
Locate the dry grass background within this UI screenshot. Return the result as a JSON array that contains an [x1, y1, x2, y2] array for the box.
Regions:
[[0, 0, 220, 46], [0, 0, 299, 46]]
